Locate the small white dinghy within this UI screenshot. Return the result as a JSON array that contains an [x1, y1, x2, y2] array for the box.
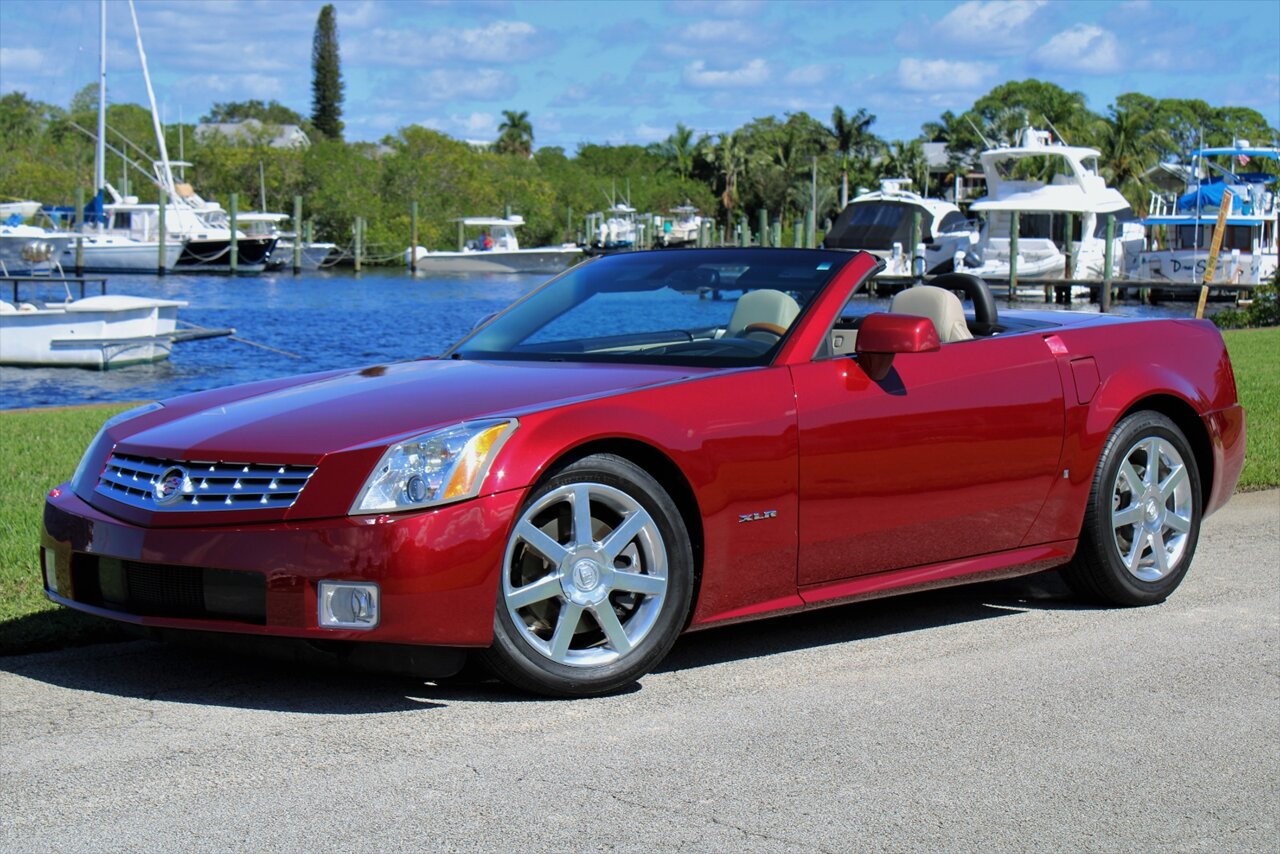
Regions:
[[0, 293, 189, 368]]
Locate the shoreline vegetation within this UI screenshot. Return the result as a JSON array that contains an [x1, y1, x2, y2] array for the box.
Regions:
[[1, 326, 1275, 657], [4, 79, 1277, 265]]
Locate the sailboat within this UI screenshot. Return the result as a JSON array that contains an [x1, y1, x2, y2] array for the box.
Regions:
[[58, 0, 184, 274]]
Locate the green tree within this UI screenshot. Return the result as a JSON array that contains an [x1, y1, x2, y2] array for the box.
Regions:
[[496, 110, 533, 157], [658, 123, 703, 180], [829, 106, 878, 206], [203, 100, 304, 125], [1093, 102, 1172, 213], [311, 4, 344, 140]]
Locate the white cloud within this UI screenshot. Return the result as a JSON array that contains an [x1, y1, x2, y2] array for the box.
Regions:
[[676, 20, 766, 46], [682, 58, 770, 89], [925, 0, 1047, 53], [668, 0, 763, 17], [422, 111, 497, 137], [359, 20, 544, 67], [0, 46, 46, 72], [783, 64, 838, 86], [417, 68, 515, 101], [186, 73, 286, 98], [895, 58, 995, 93], [1034, 24, 1124, 74]]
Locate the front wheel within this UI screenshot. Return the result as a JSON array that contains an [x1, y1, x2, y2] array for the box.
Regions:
[[481, 454, 694, 697], [1062, 411, 1202, 605]]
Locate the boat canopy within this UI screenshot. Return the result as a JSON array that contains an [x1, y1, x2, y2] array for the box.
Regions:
[[1195, 147, 1280, 160], [451, 216, 524, 228]]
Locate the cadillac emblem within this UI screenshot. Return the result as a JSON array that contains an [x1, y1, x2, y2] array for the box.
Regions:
[[153, 466, 188, 506]]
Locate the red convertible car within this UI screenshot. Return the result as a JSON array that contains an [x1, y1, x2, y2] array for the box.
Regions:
[[41, 249, 1245, 696]]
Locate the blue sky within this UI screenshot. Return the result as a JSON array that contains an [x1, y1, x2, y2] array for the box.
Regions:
[[2, 0, 1277, 149]]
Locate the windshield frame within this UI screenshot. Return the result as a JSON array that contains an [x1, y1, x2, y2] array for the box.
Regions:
[[444, 248, 859, 368]]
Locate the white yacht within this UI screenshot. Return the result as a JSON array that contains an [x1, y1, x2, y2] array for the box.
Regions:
[[1127, 143, 1278, 285], [238, 212, 336, 270], [822, 178, 977, 274], [966, 128, 1144, 281], [0, 221, 73, 276], [403, 216, 581, 274]]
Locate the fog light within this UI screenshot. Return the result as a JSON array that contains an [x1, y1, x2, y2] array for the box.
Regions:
[[41, 548, 59, 595], [318, 581, 380, 629]]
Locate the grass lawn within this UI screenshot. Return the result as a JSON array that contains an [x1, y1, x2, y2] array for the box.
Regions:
[[0, 326, 1275, 656], [1222, 327, 1279, 490]]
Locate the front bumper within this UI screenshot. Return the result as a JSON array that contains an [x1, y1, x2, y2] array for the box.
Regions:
[[41, 486, 523, 647]]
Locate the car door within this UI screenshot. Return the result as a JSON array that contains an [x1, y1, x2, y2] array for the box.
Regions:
[[791, 330, 1065, 586]]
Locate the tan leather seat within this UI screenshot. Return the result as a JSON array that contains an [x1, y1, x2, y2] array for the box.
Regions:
[[889, 285, 973, 343], [726, 289, 800, 337]]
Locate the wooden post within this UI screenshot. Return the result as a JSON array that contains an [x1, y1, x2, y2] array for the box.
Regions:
[[293, 195, 304, 273], [74, 187, 84, 274], [1008, 211, 1019, 301], [1101, 213, 1115, 313], [457, 219, 465, 252], [805, 209, 815, 249], [229, 192, 239, 274], [410, 200, 419, 273], [771, 218, 781, 248], [758, 209, 768, 248], [566, 206, 573, 244], [157, 188, 167, 276], [1196, 190, 1233, 319], [794, 218, 803, 248], [354, 217, 363, 273], [909, 210, 922, 278], [1056, 211, 1074, 303]]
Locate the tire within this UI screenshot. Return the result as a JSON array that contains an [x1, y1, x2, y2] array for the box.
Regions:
[[1062, 411, 1202, 606], [481, 454, 694, 697]]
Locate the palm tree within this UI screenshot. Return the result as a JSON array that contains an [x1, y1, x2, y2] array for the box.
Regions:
[[661, 123, 700, 180], [829, 106, 877, 207], [706, 131, 746, 225], [495, 110, 533, 157], [879, 140, 928, 191], [1095, 107, 1171, 214]]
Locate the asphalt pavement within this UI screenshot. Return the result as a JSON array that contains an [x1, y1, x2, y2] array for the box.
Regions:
[[2, 490, 1277, 853]]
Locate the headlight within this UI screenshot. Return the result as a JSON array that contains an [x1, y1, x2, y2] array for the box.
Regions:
[[71, 402, 164, 492], [351, 419, 516, 515]]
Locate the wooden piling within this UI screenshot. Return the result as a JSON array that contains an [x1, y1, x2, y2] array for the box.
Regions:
[[157, 188, 167, 276], [1008, 211, 1019, 301], [354, 217, 363, 273], [229, 192, 239, 274], [74, 187, 84, 274], [793, 219, 802, 248], [293, 195, 304, 273], [909, 210, 922, 277], [410, 200, 419, 273], [805, 209, 815, 249], [1101, 213, 1115, 313], [758, 209, 769, 248], [457, 219, 465, 252], [771, 218, 781, 248]]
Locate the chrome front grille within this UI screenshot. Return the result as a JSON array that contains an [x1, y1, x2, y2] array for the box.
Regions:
[[96, 452, 316, 512]]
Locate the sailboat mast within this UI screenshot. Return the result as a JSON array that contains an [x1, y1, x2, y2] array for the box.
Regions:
[[127, 0, 177, 198], [95, 0, 106, 230]]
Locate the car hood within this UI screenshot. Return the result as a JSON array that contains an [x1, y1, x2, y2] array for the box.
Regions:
[[117, 358, 715, 462]]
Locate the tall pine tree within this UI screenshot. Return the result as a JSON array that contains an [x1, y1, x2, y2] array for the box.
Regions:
[[311, 4, 343, 140]]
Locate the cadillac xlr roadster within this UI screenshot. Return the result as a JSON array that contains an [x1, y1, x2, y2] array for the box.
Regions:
[[41, 249, 1245, 696]]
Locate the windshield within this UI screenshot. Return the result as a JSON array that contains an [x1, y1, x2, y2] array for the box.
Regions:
[[449, 248, 853, 367]]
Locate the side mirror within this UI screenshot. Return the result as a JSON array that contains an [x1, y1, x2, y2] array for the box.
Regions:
[[854, 313, 940, 381]]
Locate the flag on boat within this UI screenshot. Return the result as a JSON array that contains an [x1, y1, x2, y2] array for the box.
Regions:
[[1238, 153, 1251, 166]]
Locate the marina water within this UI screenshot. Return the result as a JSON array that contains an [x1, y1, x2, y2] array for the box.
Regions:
[[1, 269, 1210, 411]]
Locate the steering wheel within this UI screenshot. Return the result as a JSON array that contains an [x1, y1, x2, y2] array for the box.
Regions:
[[739, 322, 787, 341], [931, 272, 998, 329]]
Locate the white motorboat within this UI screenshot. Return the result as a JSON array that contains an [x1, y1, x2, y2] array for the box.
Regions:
[[238, 212, 336, 270], [822, 178, 977, 274], [966, 128, 1144, 281], [591, 203, 639, 253], [1127, 143, 1278, 285], [404, 216, 581, 274], [0, 292, 186, 368], [0, 221, 73, 276], [659, 204, 704, 247]]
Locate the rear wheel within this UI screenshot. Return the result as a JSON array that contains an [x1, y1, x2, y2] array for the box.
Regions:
[[1062, 411, 1202, 605], [482, 454, 693, 697]]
